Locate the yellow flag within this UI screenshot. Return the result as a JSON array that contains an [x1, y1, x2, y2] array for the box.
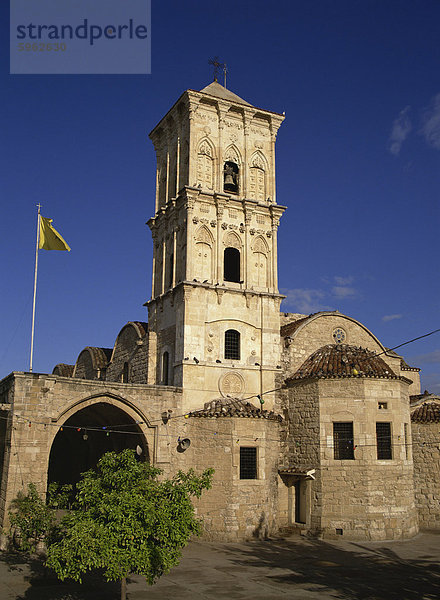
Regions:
[[39, 216, 71, 251]]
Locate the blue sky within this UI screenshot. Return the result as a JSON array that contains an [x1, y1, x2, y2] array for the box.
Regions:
[[1, 0, 439, 392]]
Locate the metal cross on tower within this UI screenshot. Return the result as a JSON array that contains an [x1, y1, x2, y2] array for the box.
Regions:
[[208, 56, 228, 88]]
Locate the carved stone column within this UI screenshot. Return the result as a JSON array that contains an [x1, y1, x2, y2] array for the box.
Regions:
[[270, 216, 280, 292], [244, 208, 253, 288], [215, 200, 224, 283]]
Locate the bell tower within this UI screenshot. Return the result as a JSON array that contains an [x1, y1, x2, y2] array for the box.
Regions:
[[146, 80, 286, 411]]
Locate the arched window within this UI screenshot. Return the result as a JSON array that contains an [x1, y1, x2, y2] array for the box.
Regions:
[[225, 329, 240, 360], [224, 247, 240, 283], [223, 161, 239, 194], [162, 351, 169, 385], [121, 362, 129, 383]]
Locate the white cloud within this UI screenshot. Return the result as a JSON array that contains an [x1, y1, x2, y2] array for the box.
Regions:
[[421, 93, 440, 149], [282, 288, 330, 314], [283, 276, 359, 313], [411, 349, 440, 365], [331, 286, 357, 299], [382, 314, 403, 322], [333, 276, 354, 286], [388, 106, 412, 156]]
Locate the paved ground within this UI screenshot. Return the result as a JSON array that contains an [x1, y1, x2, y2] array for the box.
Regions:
[[1, 531, 440, 599]]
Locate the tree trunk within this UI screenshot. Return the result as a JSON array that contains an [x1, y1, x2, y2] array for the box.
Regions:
[[121, 576, 126, 600]]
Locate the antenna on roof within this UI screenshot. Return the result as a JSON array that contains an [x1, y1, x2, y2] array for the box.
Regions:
[[208, 56, 228, 88]]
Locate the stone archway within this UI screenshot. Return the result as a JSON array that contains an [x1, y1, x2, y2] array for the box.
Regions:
[[47, 402, 149, 488]]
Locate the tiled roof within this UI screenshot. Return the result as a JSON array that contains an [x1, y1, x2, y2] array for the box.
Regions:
[[411, 402, 440, 423], [199, 81, 253, 106], [400, 358, 420, 371], [188, 397, 282, 421], [86, 347, 113, 369], [130, 321, 148, 337], [280, 316, 310, 337], [288, 344, 398, 381], [52, 363, 74, 377], [410, 390, 436, 405], [278, 467, 315, 477]]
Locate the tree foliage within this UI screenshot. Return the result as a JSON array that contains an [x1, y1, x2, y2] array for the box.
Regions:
[[9, 483, 55, 553], [45, 449, 213, 588]]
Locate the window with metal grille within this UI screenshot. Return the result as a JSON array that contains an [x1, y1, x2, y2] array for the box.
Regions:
[[333, 422, 354, 460], [240, 447, 257, 479], [225, 329, 240, 360], [224, 247, 240, 282], [376, 422, 392, 460]]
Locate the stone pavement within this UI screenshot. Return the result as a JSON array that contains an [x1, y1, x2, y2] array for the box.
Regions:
[[1, 531, 440, 599]]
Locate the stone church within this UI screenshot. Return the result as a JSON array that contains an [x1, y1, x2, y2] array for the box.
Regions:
[[0, 80, 438, 542]]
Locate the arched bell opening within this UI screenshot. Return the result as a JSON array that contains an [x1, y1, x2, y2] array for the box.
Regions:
[[223, 161, 239, 194], [47, 402, 149, 490]]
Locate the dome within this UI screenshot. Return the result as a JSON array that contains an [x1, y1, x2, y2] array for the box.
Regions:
[[289, 344, 397, 381]]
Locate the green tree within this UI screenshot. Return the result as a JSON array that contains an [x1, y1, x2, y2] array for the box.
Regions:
[[9, 483, 55, 553], [46, 449, 213, 600]]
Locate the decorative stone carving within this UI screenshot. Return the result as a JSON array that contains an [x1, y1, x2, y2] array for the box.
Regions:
[[224, 145, 240, 165], [219, 371, 245, 398], [221, 222, 228, 230], [197, 140, 214, 189], [251, 152, 266, 170], [224, 231, 241, 249], [192, 216, 199, 224], [195, 225, 213, 246], [199, 140, 213, 157], [253, 236, 268, 255]]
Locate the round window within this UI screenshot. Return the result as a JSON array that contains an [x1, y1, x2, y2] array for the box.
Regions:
[[333, 327, 346, 344]]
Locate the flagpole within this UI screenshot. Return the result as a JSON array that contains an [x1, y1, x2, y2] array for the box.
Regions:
[[29, 204, 41, 373]]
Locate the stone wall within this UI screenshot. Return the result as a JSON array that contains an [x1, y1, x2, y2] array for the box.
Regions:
[[411, 421, 440, 529], [173, 416, 281, 540], [0, 372, 281, 542], [284, 376, 418, 540], [105, 323, 149, 384], [0, 372, 182, 528]]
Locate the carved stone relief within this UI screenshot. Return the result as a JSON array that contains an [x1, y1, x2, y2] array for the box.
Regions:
[[219, 371, 245, 398]]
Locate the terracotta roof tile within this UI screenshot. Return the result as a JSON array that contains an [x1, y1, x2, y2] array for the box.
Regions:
[[86, 347, 112, 369], [130, 321, 148, 337], [188, 397, 282, 421], [288, 344, 398, 381], [52, 364, 74, 377], [411, 402, 440, 423]]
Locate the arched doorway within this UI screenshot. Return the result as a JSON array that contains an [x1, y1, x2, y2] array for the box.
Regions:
[[47, 402, 149, 488]]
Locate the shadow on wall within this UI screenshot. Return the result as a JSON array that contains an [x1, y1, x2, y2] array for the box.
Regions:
[[253, 511, 270, 540]]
